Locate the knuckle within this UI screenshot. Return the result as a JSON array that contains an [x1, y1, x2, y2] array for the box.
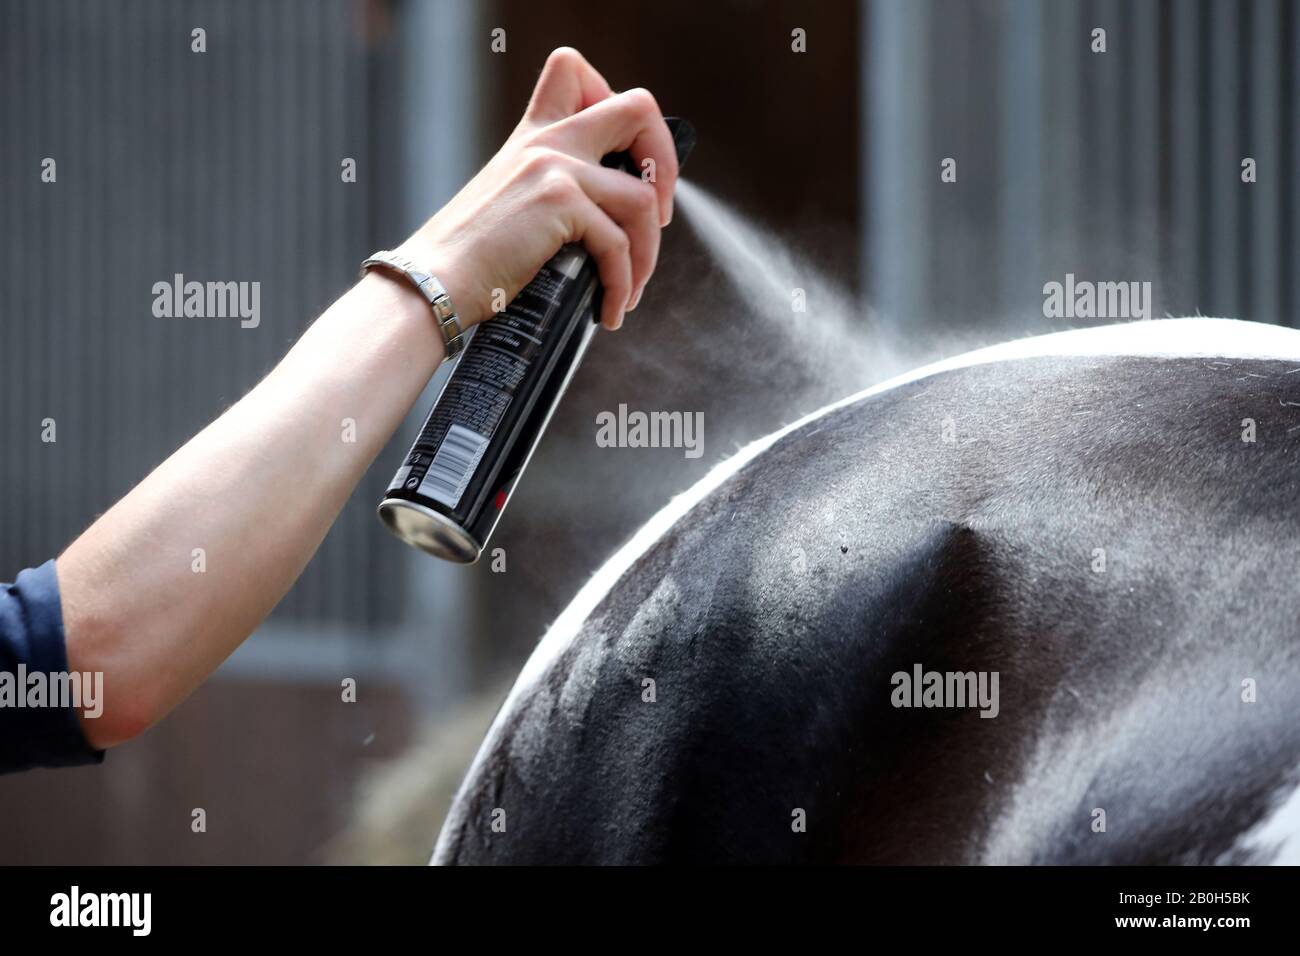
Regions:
[[516, 124, 551, 149], [597, 255, 622, 281], [538, 169, 578, 206], [598, 238, 629, 271], [633, 182, 658, 212], [622, 86, 658, 116], [634, 242, 656, 271], [606, 274, 629, 300], [520, 146, 566, 179]]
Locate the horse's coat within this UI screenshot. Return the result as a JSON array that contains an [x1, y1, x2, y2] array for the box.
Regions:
[[433, 318, 1300, 864]]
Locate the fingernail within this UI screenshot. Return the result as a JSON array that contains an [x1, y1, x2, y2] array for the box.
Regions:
[[629, 287, 643, 311]]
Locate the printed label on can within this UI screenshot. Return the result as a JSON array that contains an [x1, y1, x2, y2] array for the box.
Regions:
[[389, 463, 414, 492], [417, 424, 491, 508], [390, 246, 591, 511]]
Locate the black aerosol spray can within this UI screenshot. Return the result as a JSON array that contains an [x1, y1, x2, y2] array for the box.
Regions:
[[378, 117, 696, 563]]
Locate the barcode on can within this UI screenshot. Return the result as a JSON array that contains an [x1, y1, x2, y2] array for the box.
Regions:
[[418, 424, 491, 508]]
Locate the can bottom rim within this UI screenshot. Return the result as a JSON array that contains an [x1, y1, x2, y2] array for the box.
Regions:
[[377, 497, 482, 564]]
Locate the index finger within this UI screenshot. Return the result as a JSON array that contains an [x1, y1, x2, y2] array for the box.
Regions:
[[526, 47, 615, 123], [555, 88, 679, 226]]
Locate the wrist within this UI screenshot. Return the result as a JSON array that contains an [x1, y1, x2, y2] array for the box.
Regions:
[[357, 270, 446, 363], [360, 246, 475, 362], [393, 240, 485, 331]]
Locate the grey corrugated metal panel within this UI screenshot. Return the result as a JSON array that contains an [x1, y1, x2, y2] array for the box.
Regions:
[[1128, 0, 1159, 303], [1286, 0, 1299, 330], [998, 0, 1043, 318], [1040, 0, 1086, 291], [859, 0, 1291, 327], [936, 0, 1006, 326], [1, 5, 21, 545], [1086, 0, 1124, 281], [865, 0, 931, 331], [1165, 0, 1202, 315], [0, 7, 12, 549], [0, 0, 402, 627], [1250, 0, 1283, 325], [1207, 0, 1241, 314], [1128, 0, 1163, 303], [1292, 0, 1300, 327]]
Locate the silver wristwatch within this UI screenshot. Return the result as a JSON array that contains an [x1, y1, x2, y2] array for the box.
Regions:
[[360, 250, 467, 360]]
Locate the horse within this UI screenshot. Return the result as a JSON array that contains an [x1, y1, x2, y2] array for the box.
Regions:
[[432, 318, 1300, 865]]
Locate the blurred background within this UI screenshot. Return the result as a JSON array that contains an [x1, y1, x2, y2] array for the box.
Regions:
[[0, 0, 1296, 863]]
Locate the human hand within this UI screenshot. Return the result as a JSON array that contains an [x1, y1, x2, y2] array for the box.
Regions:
[[396, 47, 679, 332]]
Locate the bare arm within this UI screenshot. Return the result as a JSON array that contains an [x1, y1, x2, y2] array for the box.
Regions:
[[58, 48, 678, 748]]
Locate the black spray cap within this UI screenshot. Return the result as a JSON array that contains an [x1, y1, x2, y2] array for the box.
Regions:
[[665, 117, 697, 168], [603, 116, 696, 174]]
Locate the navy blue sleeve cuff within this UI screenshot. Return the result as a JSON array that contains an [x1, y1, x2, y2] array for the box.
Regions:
[[0, 559, 106, 773]]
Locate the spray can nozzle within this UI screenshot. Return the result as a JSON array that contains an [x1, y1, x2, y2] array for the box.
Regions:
[[601, 116, 697, 175], [665, 117, 697, 168]]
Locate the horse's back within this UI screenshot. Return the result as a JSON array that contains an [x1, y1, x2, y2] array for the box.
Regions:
[[436, 326, 1300, 864]]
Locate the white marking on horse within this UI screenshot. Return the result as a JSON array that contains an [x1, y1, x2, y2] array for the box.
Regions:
[[1232, 773, 1300, 864]]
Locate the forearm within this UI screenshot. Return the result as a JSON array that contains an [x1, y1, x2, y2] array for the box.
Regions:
[[52, 47, 677, 752], [59, 272, 440, 748]]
